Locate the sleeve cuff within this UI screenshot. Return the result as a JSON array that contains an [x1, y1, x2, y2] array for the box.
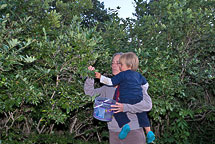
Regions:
[[123, 104, 129, 112], [100, 75, 113, 85]]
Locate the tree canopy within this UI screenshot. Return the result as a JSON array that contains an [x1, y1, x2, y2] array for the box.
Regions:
[[0, 0, 214, 143]]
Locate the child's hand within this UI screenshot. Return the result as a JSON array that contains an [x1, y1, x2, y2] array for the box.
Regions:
[[95, 72, 101, 79]]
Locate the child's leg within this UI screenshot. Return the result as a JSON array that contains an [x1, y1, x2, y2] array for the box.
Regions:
[[136, 112, 155, 143], [114, 112, 131, 139], [114, 112, 130, 128], [145, 127, 151, 134], [136, 112, 150, 127]]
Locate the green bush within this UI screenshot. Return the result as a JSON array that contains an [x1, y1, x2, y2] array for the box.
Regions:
[[133, 0, 215, 143], [0, 0, 214, 143]]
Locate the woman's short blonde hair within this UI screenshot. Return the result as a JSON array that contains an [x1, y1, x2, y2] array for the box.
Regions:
[[119, 52, 139, 71]]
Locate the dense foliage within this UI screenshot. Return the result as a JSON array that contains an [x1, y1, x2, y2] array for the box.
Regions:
[[0, 0, 214, 143], [132, 0, 215, 143]]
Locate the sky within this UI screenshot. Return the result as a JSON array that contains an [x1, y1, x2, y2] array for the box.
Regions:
[[99, 0, 136, 19]]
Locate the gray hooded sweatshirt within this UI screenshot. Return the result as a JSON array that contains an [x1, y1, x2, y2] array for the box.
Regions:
[[84, 78, 152, 132]]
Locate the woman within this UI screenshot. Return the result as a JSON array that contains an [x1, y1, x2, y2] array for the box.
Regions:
[[84, 52, 152, 144]]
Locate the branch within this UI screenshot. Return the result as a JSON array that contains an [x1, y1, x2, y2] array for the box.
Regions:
[[36, 118, 46, 134], [49, 124, 55, 134], [96, 131, 101, 142], [24, 117, 31, 134], [186, 110, 213, 122], [70, 117, 77, 134]]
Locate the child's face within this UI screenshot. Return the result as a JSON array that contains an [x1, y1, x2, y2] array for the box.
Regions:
[[119, 60, 131, 71]]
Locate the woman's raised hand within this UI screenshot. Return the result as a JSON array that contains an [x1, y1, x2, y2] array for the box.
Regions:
[[88, 66, 95, 71]]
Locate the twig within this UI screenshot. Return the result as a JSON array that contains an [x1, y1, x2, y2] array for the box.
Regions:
[[70, 117, 77, 134], [36, 118, 46, 134], [25, 117, 30, 134], [96, 131, 101, 142], [49, 124, 55, 134]]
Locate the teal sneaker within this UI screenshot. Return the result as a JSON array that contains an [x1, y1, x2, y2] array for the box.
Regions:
[[147, 131, 155, 143], [118, 124, 131, 140]]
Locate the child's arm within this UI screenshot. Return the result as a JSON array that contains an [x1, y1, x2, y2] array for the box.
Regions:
[[95, 72, 113, 86]]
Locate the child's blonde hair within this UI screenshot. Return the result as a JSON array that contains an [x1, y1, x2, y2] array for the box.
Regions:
[[119, 52, 139, 71]]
